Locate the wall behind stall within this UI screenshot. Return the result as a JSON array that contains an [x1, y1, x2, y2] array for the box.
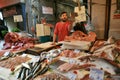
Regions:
[[88, 0, 120, 39], [0, 0, 25, 32], [26, 0, 56, 34], [109, 0, 120, 39], [88, 0, 106, 39], [55, 0, 76, 22], [26, 0, 76, 36]]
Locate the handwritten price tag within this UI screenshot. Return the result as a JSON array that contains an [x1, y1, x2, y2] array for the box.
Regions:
[[31, 56, 40, 62], [60, 57, 69, 62], [4, 51, 10, 56], [67, 72, 77, 80], [89, 68, 104, 80], [74, 49, 80, 53], [69, 59, 76, 64]]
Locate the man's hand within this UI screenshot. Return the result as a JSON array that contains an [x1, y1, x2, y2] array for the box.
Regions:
[[51, 42, 56, 45]]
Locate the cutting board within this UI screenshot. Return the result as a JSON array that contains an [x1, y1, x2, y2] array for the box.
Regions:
[[34, 42, 61, 49], [34, 42, 53, 49], [27, 42, 62, 55]]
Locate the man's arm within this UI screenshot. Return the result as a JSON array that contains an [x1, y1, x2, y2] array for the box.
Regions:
[[68, 12, 76, 31], [68, 23, 73, 31], [52, 33, 57, 45]]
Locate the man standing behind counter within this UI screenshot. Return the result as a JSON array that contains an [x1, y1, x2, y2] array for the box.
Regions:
[[52, 12, 73, 44]]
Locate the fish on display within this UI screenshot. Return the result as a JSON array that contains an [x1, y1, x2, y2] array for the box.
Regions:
[[17, 56, 48, 80], [78, 56, 120, 75]]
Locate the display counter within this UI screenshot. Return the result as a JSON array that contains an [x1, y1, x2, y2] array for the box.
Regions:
[[0, 38, 120, 80]]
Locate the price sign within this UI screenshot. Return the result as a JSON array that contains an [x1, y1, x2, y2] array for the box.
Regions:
[[89, 68, 104, 80], [60, 57, 69, 62], [67, 72, 77, 80], [4, 51, 10, 56], [74, 49, 80, 53], [69, 59, 76, 64], [31, 56, 40, 63]]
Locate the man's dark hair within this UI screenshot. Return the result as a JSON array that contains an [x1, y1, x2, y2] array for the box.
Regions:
[[59, 11, 67, 17]]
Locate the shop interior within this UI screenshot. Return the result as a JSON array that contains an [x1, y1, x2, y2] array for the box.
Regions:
[[0, 0, 120, 80]]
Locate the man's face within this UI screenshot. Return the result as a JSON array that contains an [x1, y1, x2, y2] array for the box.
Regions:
[[60, 13, 68, 22]]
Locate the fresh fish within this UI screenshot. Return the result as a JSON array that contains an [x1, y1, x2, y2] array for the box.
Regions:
[[25, 73, 33, 80], [93, 44, 115, 60], [0, 52, 17, 61], [22, 63, 31, 69], [21, 68, 27, 80], [94, 44, 115, 54], [33, 64, 49, 78], [27, 68, 31, 75], [39, 73, 70, 80], [105, 36, 116, 44], [33, 63, 42, 75], [28, 62, 33, 69], [111, 75, 120, 80], [38, 58, 46, 63], [31, 62, 39, 73], [38, 65, 49, 75], [0, 56, 9, 61], [25, 69, 29, 77], [40, 52, 47, 58], [17, 66, 24, 79], [79, 56, 120, 75]]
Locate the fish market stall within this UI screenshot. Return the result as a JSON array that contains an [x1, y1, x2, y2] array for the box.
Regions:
[[0, 32, 120, 80]]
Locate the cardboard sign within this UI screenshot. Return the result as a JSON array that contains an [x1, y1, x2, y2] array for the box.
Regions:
[[66, 71, 77, 80], [74, 6, 86, 22], [36, 24, 50, 36], [89, 68, 104, 80], [42, 6, 53, 14], [13, 15, 23, 22], [69, 59, 76, 64]]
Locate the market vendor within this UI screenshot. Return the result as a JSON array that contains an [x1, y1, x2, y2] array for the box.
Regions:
[[52, 12, 73, 44]]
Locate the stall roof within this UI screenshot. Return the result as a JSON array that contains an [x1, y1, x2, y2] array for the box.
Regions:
[[0, 0, 25, 9]]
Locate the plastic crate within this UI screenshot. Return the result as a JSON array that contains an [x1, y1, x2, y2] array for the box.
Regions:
[[39, 36, 51, 43]]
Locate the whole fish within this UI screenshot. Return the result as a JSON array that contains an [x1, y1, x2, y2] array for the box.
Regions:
[[33, 64, 49, 78], [17, 66, 24, 79], [79, 56, 120, 75]]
